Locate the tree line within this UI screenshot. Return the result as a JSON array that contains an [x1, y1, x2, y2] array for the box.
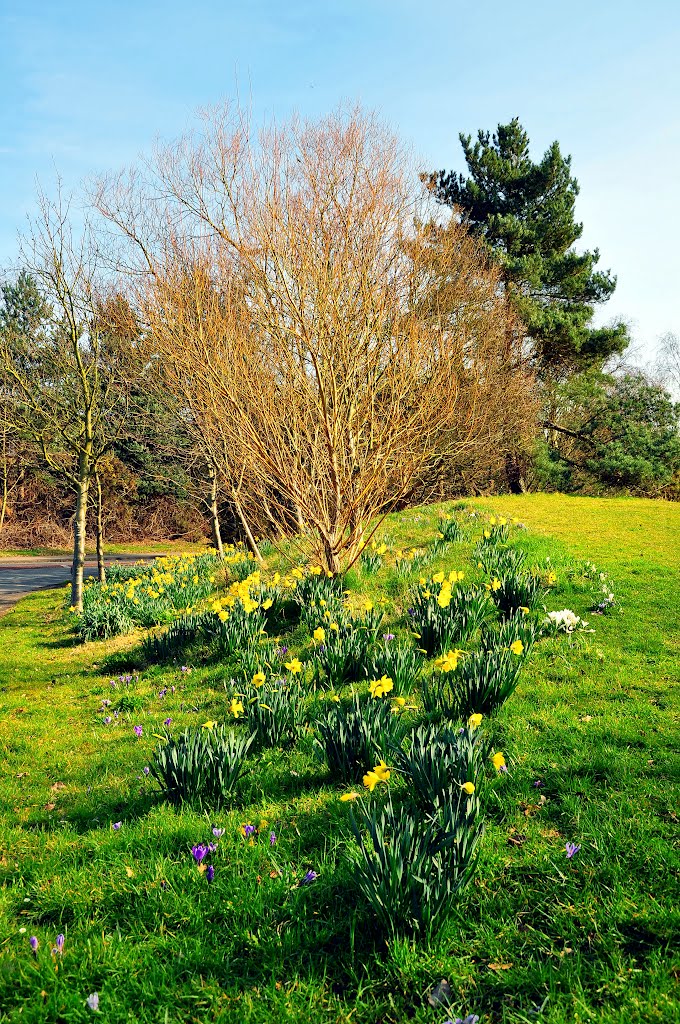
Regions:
[[1, 107, 678, 607]]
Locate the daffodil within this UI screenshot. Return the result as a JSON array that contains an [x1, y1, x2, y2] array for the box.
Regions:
[[285, 658, 303, 675], [372, 760, 391, 781], [339, 792, 361, 802], [392, 696, 406, 708], [435, 649, 465, 672], [491, 751, 506, 771], [313, 627, 325, 643], [509, 639, 524, 656], [437, 585, 452, 608], [468, 712, 483, 728], [432, 571, 445, 584], [262, 598, 273, 610], [363, 770, 381, 792], [460, 781, 475, 795], [252, 672, 266, 688], [202, 720, 218, 729], [228, 699, 244, 718], [368, 675, 394, 698], [309, 565, 322, 576], [483, 530, 491, 539]]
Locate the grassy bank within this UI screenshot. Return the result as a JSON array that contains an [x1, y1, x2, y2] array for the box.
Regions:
[[0, 495, 678, 1024]]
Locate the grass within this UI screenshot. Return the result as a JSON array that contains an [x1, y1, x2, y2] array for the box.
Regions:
[[0, 495, 678, 1023]]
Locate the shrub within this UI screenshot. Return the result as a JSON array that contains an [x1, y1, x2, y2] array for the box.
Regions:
[[349, 792, 483, 937], [314, 692, 406, 782], [392, 722, 486, 813], [151, 726, 255, 807], [368, 639, 424, 696], [481, 608, 541, 654], [408, 577, 492, 656], [78, 601, 135, 642], [490, 569, 546, 619], [422, 648, 524, 720], [243, 678, 307, 750]]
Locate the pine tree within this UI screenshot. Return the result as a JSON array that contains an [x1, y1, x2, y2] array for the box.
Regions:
[[425, 119, 628, 377]]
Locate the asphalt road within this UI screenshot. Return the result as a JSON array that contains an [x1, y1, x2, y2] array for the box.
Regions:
[[0, 556, 157, 614]]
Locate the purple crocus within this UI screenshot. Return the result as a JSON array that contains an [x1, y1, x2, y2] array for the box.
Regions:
[[142, 766, 150, 776], [269, 831, 277, 846], [382, 633, 396, 641], [103, 716, 112, 725], [163, 717, 172, 727], [191, 844, 209, 863], [207, 842, 218, 854], [133, 725, 143, 738], [299, 870, 317, 886], [29, 936, 39, 952], [445, 1016, 479, 1024], [181, 666, 189, 673], [158, 688, 167, 698], [112, 822, 122, 831], [212, 827, 225, 838], [276, 646, 289, 658], [86, 992, 99, 1011], [533, 779, 545, 788], [55, 933, 65, 953], [206, 864, 215, 883], [565, 842, 581, 859], [243, 824, 256, 839]]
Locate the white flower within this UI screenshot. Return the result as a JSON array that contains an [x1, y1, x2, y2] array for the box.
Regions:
[[546, 609, 585, 633]]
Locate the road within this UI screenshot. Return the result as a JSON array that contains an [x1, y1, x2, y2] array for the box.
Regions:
[[0, 555, 157, 615]]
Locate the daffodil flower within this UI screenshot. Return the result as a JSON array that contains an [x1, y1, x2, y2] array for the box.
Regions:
[[468, 713, 483, 728]]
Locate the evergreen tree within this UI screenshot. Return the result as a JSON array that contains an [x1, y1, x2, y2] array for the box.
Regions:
[[425, 119, 628, 376]]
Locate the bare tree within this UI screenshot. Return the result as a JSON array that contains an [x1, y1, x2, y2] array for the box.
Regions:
[[97, 106, 535, 571], [0, 191, 134, 608]]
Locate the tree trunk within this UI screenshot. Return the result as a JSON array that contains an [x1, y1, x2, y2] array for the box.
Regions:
[[207, 464, 225, 558], [71, 454, 90, 611], [95, 471, 106, 584], [231, 488, 262, 562]]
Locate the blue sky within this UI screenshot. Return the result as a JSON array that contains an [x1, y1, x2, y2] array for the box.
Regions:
[[1, 0, 678, 361]]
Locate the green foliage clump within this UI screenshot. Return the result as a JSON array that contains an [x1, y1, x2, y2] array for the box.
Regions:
[[409, 578, 491, 656], [243, 679, 307, 750], [314, 693, 405, 783], [393, 723, 486, 813], [349, 792, 483, 938], [150, 726, 255, 807]]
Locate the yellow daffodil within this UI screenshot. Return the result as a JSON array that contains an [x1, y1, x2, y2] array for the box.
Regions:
[[499, 517, 507, 526], [491, 752, 506, 771], [460, 781, 475, 795], [252, 672, 266, 688], [483, 530, 491, 539], [202, 720, 218, 729], [309, 565, 322, 576], [363, 770, 382, 792], [329, 622, 339, 632], [489, 516, 497, 525], [392, 696, 407, 708], [547, 572, 557, 585], [262, 598, 273, 610], [435, 649, 465, 673], [340, 791, 360, 802], [437, 586, 452, 608], [363, 599, 374, 612], [373, 760, 391, 781], [369, 675, 394, 698], [228, 699, 244, 718], [285, 658, 303, 675], [218, 610, 229, 622], [432, 571, 445, 584], [509, 639, 524, 656], [313, 627, 325, 643], [519, 606, 530, 614], [468, 713, 483, 728]]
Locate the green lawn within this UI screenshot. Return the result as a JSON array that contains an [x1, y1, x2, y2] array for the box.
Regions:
[[0, 495, 678, 1023]]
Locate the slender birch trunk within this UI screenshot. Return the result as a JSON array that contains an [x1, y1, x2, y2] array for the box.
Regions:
[[71, 451, 91, 611], [207, 463, 225, 558], [95, 471, 106, 584]]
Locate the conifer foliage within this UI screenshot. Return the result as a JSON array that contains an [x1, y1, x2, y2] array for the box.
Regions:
[[425, 118, 628, 377]]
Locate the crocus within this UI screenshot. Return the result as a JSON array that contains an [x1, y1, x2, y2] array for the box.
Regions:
[[565, 842, 581, 859], [269, 832, 277, 845], [191, 844, 209, 863], [29, 936, 39, 952], [242, 824, 256, 838], [86, 992, 99, 1011], [55, 933, 65, 953], [163, 717, 172, 726], [103, 717, 111, 725], [533, 779, 545, 788], [133, 725, 143, 738], [112, 822, 122, 831], [299, 870, 317, 885], [445, 1016, 479, 1024], [142, 766, 150, 776], [212, 827, 225, 838], [206, 865, 215, 883], [382, 633, 396, 641]]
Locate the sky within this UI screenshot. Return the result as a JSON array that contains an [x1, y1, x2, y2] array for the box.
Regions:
[[1, 0, 679, 363]]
